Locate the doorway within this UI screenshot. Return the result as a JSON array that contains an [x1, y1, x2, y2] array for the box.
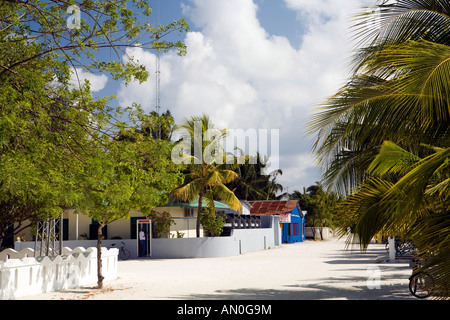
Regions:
[[136, 219, 152, 258]]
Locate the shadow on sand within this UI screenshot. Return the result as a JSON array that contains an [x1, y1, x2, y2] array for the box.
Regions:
[[173, 244, 414, 300]]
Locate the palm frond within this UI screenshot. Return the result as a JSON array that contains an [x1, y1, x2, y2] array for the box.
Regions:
[[352, 0, 450, 53], [425, 177, 450, 201], [368, 141, 421, 176], [337, 177, 395, 249], [170, 177, 203, 202], [213, 183, 242, 214], [384, 147, 450, 216]]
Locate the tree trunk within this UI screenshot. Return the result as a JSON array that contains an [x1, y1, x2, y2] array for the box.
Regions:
[[97, 223, 105, 289], [197, 192, 203, 238]]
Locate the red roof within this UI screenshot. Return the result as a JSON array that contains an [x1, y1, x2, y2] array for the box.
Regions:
[[248, 200, 300, 216]]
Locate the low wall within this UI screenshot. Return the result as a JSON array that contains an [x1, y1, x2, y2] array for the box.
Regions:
[[151, 227, 279, 259], [0, 247, 118, 300], [15, 239, 138, 260]]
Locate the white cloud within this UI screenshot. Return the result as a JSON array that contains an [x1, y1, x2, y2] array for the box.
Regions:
[[70, 68, 108, 92], [117, 0, 369, 191], [277, 153, 323, 192]]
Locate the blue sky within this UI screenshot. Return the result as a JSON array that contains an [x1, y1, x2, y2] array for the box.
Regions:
[[254, 0, 306, 47], [81, 0, 373, 193], [155, 0, 306, 48]]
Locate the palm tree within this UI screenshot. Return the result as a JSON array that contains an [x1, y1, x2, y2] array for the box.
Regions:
[[141, 110, 175, 141], [170, 115, 242, 237], [309, 1, 450, 297], [227, 153, 285, 200], [116, 110, 175, 143], [290, 183, 339, 240]]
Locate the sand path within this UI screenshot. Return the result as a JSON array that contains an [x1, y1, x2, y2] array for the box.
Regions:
[[18, 237, 415, 300]]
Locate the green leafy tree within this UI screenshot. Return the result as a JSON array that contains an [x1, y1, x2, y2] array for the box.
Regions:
[[147, 210, 175, 238], [0, 1, 188, 242], [200, 207, 226, 237], [0, 0, 188, 291], [0, 0, 188, 84], [77, 129, 183, 288], [0, 45, 95, 242]]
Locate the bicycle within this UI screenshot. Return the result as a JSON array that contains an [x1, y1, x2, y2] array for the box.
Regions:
[[385, 237, 417, 256], [397, 240, 417, 256], [409, 271, 435, 299], [111, 241, 130, 260]]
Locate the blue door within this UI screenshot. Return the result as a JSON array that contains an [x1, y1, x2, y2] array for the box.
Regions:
[[282, 223, 289, 243]]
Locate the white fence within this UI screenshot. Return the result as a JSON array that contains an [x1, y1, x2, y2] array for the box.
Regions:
[[0, 247, 118, 300]]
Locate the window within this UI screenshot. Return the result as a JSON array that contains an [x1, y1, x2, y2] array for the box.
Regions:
[[184, 208, 195, 217]]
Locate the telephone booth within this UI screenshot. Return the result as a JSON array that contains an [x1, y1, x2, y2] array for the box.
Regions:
[[136, 219, 152, 258]]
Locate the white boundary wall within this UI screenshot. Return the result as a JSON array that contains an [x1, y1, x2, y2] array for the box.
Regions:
[[151, 227, 279, 259], [0, 247, 118, 300]]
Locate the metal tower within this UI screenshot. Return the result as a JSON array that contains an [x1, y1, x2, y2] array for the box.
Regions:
[[155, 51, 161, 139], [155, 0, 162, 139]]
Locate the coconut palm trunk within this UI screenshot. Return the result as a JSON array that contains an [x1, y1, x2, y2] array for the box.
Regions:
[[197, 191, 203, 238]]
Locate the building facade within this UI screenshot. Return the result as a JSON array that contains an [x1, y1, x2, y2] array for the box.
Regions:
[[249, 200, 305, 244], [13, 200, 231, 244]]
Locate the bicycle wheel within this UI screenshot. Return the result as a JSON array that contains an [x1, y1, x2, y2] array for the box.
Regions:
[[119, 248, 130, 260], [409, 272, 434, 299]]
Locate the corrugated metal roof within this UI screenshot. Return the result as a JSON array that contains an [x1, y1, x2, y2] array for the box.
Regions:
[[248, 200, 300, 216]]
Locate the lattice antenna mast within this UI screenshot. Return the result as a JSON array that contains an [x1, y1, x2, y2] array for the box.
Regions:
[[156, 53, 161, 139], [155, 0, 162, 139]]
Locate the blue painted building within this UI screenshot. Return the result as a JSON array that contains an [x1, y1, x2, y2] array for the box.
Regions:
[[249, 200, 305, 244], [279, 205, 305, 244]]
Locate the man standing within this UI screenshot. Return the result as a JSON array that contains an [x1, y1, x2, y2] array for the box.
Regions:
[[139, 226, 147, 257]]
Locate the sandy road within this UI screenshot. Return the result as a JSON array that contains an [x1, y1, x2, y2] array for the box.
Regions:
[[19, 237, 415, 300]]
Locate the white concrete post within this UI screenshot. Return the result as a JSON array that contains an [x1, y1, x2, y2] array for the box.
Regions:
[[15, 240, 22, 251], [389, 237, 396, 261]]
